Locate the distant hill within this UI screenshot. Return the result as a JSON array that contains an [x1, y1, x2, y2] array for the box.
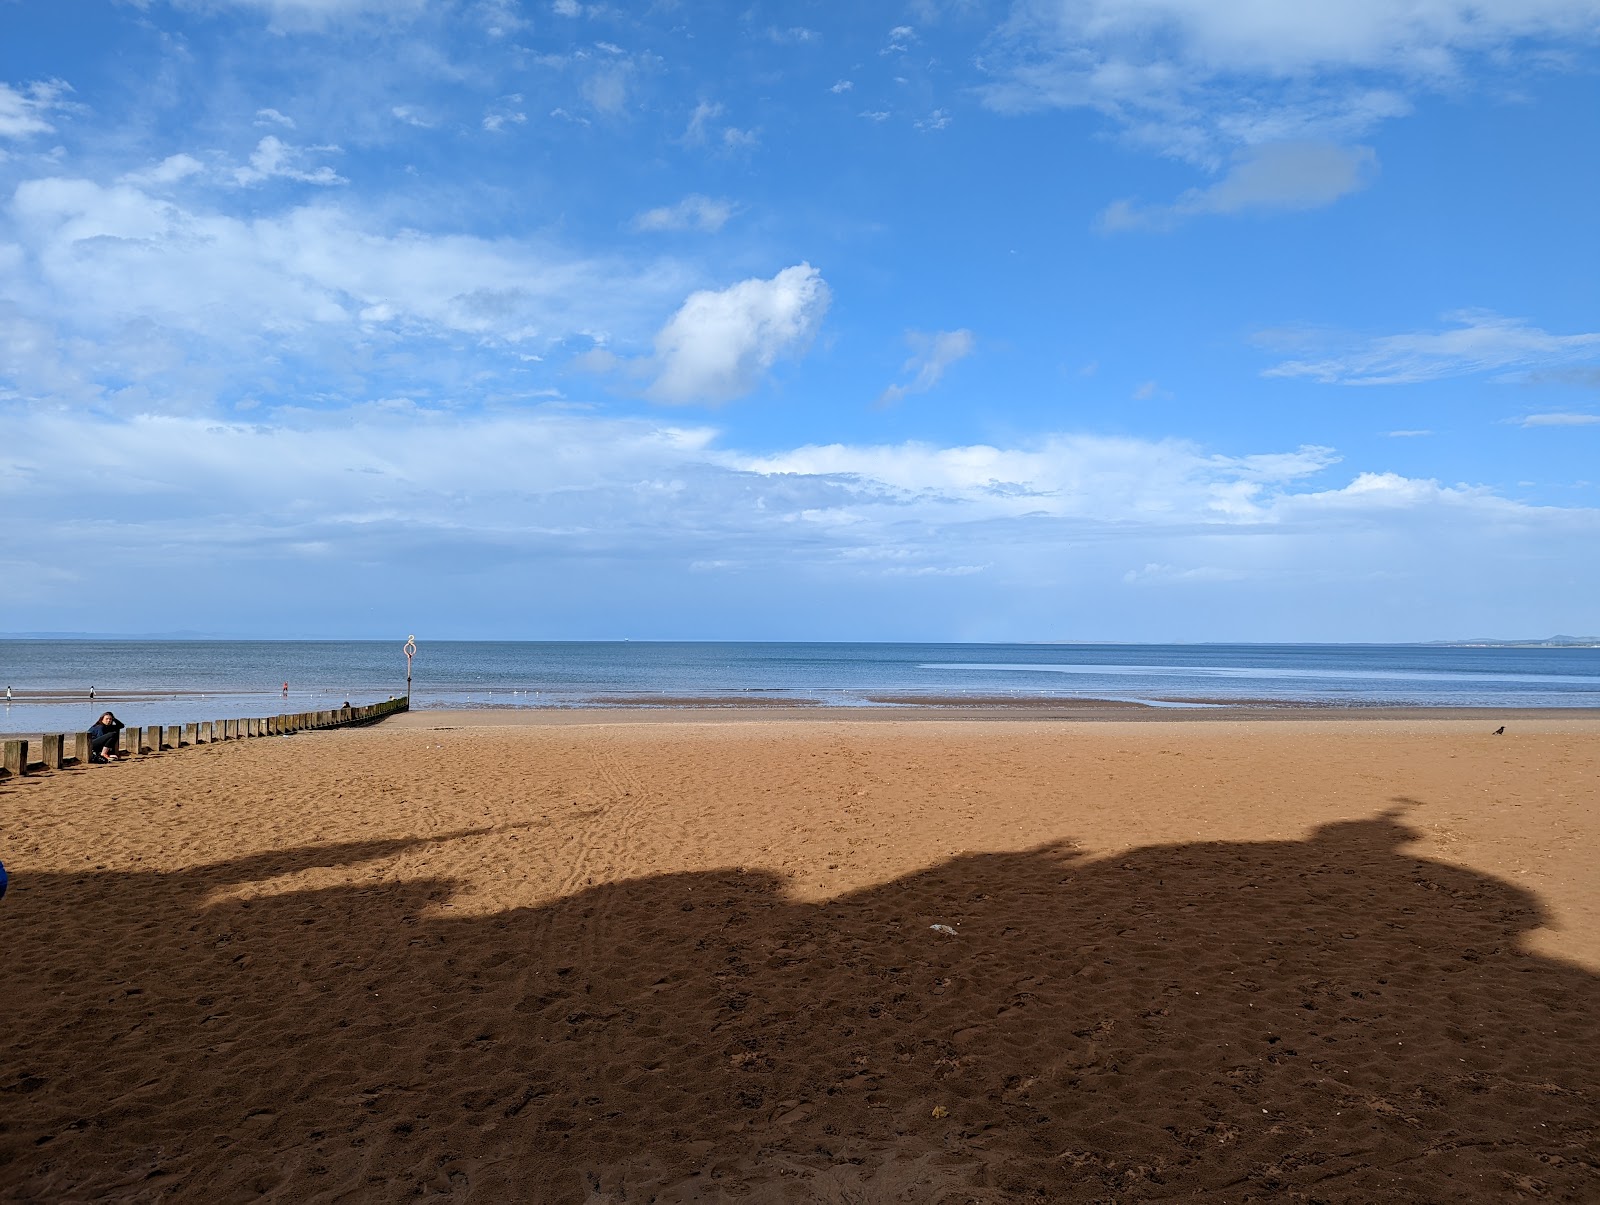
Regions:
[[1423, 636, 1600, 648]]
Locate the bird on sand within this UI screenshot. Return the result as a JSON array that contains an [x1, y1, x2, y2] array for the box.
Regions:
[[1493, 726, 1505, 735]]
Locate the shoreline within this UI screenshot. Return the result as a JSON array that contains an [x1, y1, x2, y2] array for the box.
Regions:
[[7, 700, 1598, 743], [391, 702, 1600, 727]]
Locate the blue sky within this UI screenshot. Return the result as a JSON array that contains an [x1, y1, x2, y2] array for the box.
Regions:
[[2, 0, 1597, 640]]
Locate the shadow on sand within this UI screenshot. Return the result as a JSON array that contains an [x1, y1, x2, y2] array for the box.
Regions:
[[2, 807, 1596, 1202]]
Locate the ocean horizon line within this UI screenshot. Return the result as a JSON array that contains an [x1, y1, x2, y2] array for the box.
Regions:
[[6, 635, 1598, 648]]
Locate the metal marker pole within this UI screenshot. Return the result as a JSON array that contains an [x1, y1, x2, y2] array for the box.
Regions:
[[404, 635, 416, 705]]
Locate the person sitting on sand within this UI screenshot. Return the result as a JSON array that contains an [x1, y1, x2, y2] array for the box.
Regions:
[[88, 712, 126, 764]]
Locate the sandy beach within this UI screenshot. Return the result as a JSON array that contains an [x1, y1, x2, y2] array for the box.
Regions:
[[2, 710, 1597, 1201]]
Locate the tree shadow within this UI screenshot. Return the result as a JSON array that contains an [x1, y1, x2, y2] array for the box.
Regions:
[[2, 807, 1596, 1202]]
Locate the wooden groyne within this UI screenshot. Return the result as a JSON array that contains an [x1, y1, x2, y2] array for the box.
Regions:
[[0, 697, 409, 778]]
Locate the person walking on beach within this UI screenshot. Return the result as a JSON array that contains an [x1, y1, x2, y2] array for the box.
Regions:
[[88, 712, 126, 764]]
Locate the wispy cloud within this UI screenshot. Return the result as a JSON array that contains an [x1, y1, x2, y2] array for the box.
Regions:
[[1101, 142, 1377, 231], [0, 80, 74, 141], [482, 95, 527, 132], [254, 107, 296, 129], [1517, 413, 1600, 427], [4, 405, 1595, 637], [981, 0, 1597, 167], [878, 329, 975, 405], [630, 195, 737, 234], [231, 135, 346, 185], [1260, 311, 1600, 386], [1, 173, 694, 407]]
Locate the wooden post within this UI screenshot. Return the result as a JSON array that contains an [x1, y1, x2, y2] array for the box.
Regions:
[[161, 725, 178, 750], [75, 732, 91, 763], [181, 722, 196, 746], [4, 740, 28, 776], [120, 726, 140, 755], [41, 733, 65, 769], [198, 721, 211, 743]]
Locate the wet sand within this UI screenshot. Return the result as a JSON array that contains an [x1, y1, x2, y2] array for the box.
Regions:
[[2, 712, 1597, 1201]]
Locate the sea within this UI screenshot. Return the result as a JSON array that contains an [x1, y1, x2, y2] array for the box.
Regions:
[[1, 640, 1597, 735]]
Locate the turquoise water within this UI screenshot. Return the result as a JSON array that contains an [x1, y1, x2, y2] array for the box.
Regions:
[[2, 640, 1596, 735]]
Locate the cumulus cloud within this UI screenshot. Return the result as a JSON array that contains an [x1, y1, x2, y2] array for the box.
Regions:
[[1260, 311, 1600, 385], [648, 264, 831, 404], [630, 195, 736, 234], [1100, 141, 1377, 231], [878, 329, 975, 405]]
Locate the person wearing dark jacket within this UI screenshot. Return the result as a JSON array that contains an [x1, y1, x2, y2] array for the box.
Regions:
[[88, 712, 126, 764]]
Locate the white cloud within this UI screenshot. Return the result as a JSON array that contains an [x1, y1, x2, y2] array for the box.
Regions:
[[483, 96, 528, 132], [648, 264, 831, 404], [391, 105, 434, 128], [683, 100, 723, 144], [232, 136, 347, 186], [3, 409, 1595, 637], [859, 110, 891, 122], [983, 0, 1600, 165], [552, 0, 582, 14], [254, 107, 296, 129], [630, 195, 737, 234], [915, 109, 952, 131], [1261, 310, 1600, 385], [883, 25, 917, 53], [194, 0, 430, 32], [475, 0, 529, 38], [0, 80, 73, 141], [1386, 429, 1432, 438], [583, 66, 631, 115], [830, 80, 854, 93], [1100, 141, 1377, 231], [1518, 413, 1600, 427], [878, 329, 975, 405], [119, 154, 205, 188], [1, 174, 693, 401]]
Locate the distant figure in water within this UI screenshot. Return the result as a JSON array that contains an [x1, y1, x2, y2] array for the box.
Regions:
[[89, 686, 95, 701], [4, 686, 10, 701], [283, 682, 289, 696], [88, 712, 126, 764]]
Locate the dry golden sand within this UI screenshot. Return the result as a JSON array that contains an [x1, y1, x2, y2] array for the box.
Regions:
[[2, 712, 1598, 1202]]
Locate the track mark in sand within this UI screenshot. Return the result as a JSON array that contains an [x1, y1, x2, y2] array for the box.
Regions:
[[542, 733, 666, 904]]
